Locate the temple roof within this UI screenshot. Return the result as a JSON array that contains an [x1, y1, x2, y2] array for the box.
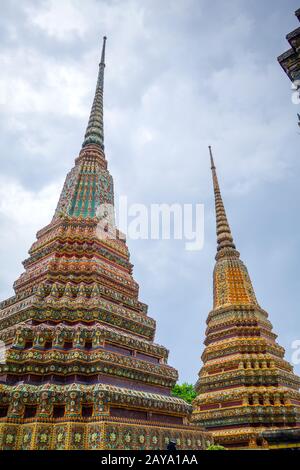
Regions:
[[286, 26, 300, 41], [278, 10, 300, 82]]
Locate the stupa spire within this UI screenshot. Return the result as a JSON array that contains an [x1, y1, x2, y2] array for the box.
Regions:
[[209, 146, 239, 260], [82, 36, 107, 150]]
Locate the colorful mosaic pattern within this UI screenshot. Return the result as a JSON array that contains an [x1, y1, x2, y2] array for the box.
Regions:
[[191, 149, 300, 449], [0, 419, 209, 451]]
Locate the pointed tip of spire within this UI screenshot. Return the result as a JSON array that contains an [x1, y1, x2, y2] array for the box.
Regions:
[[101, 36, 107, 65], [208, 145, 216, 170]]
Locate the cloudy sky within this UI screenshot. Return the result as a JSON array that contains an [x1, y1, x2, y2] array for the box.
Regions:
[[0, 0, 299, 383]]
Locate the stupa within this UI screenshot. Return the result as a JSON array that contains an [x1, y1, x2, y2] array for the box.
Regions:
[[0, 38, 210, 450], [192, 147, 300, 449]]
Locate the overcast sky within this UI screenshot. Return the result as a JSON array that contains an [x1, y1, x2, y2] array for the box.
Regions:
[[0, 0, 299, 383]]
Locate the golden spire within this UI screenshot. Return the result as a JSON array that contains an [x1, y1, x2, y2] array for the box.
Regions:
[[208, 146, 258, 308], [209, 146, 239, 260]]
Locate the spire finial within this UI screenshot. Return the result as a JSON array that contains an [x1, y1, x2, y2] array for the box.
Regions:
[[82, 36, 107, 151], [100, 36, 107, 65], [209, 145, 215, 169], [209, 147, 239, 260]]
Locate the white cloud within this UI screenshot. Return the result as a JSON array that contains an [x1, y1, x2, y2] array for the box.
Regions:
[[0, 176, 60, 226], [0, 49, 89, 118], [28, 0, 89, 40], [0, 176, 62, 299]]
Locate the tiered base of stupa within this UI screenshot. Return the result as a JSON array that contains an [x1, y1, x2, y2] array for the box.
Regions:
[[0, 395, 209, 450], [191, 303, 300, 450], [0, 212, 211, 450], [0, 297, 210, 450]]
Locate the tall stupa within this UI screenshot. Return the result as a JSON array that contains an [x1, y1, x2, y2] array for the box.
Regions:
[[0, 38, 210, 451], [192, 147, 300, 449]]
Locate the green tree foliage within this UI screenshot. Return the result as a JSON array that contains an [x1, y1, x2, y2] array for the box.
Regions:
[[171, 383, 197, 404], [207, 444, 226, 450]]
